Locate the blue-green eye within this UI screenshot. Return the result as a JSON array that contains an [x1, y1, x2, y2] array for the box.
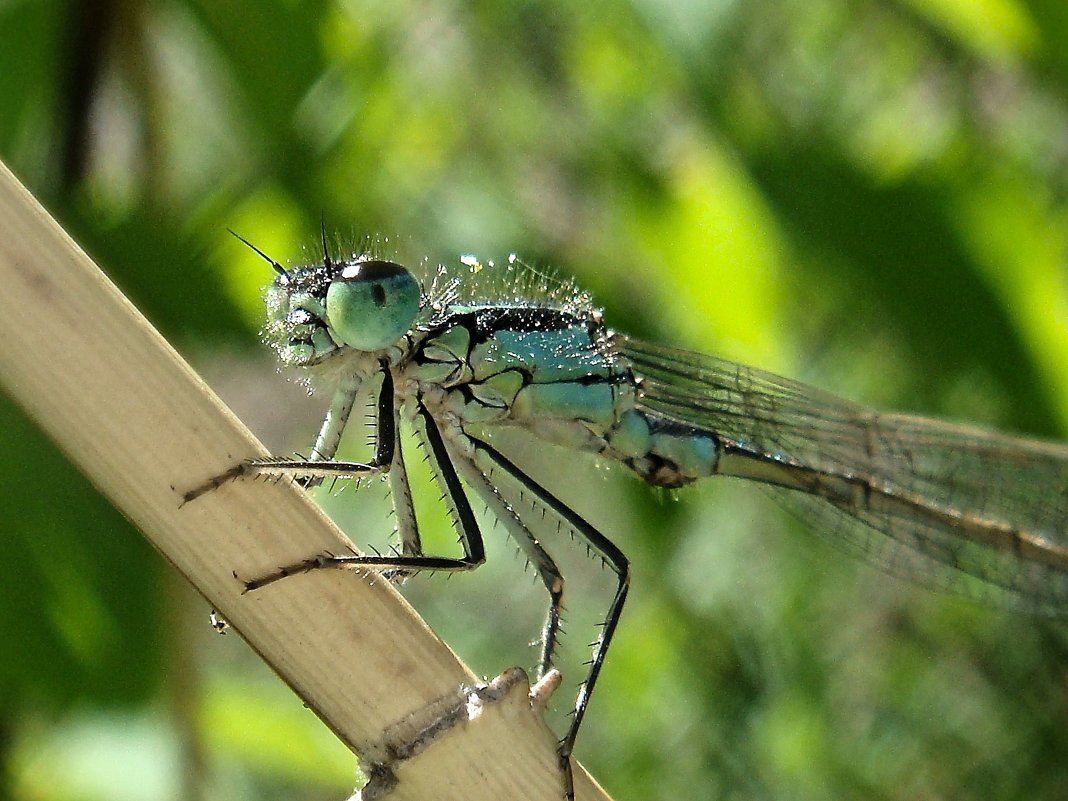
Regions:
[[325, 260, 420, 351]]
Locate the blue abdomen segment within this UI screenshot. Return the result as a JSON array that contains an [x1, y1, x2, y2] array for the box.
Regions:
[[602, 408, 718, 487]]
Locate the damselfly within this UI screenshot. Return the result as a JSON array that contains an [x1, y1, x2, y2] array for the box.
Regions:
[[187, 232, 1068, 798]]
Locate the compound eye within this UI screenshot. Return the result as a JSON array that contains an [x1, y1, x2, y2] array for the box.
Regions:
[[325, 260, 420, 351]]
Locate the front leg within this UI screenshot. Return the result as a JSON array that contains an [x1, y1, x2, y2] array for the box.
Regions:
[[182, 360, 393, 503]]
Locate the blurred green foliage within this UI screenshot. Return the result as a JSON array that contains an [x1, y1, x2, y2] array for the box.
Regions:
[[2, 1, 1068, 800]]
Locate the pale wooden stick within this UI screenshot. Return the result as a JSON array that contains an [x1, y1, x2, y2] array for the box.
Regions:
[[0, 160, 610, 801]]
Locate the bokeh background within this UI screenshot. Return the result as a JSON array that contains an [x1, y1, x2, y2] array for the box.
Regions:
[[2, 1, 1068, 800]]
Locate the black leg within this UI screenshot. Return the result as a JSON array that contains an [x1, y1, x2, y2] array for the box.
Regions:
[[468, 435, 630, 801], [241, 402, 486, 591], [301, 359, 396, 489], [183, 360, 396, 503], [449, 445, 566, 679]]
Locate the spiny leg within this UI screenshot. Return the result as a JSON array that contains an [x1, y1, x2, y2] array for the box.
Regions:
[[183, 361, 390, 503], [300, 373, 362, 489], [182, 455, 388, 503], [303, 362, 396, 489], [450, 445, 565, 680], [243, 362, 398, 493], [243, 402, 486, 591], [386, 397, 422, 562], [468, 435, 630, 801]]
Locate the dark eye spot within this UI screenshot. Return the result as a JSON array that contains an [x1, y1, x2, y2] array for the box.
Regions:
[[372, 284, 387, 306]]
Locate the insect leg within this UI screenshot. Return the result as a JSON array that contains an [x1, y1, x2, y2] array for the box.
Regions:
[[448, 442, 565, 680], [183, 360, 393, 502], [242, 402, 486, 590], [467, 435, 629, 801]]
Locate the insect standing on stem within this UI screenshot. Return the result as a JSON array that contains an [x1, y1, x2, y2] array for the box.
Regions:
[[186, 230, 1068, 799]]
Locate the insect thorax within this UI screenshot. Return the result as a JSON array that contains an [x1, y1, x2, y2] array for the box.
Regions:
[[405, 303, 721, 488]]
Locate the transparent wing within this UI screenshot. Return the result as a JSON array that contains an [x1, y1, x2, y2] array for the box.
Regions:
[[619, 335, 1068, 614]]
